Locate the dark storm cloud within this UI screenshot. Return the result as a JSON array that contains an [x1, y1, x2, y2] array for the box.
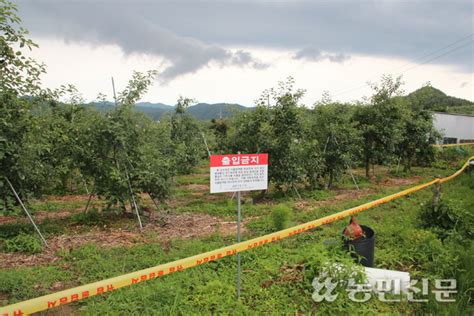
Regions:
[[16, 0, 474, 79], [15, 1, 270, 81]]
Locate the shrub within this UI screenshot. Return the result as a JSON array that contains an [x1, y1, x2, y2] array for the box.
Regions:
[[399, 229, 458, 278], [437, 147, 468, 164], [459, 170, 474, 190], [271, 204, 293, 231], [419, 199, 473, 240], [71, 208, 104, 226], [3, 233, 43, 254], [303, 245, 369, 315], [185, 280, 237, 313], [0, 222, 33, 239]]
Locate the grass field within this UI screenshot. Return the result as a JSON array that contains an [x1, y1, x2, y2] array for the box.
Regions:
[[0, 148, 473, 315]]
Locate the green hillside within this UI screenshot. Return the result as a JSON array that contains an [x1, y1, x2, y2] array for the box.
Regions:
[[406, 86, 474, 114]]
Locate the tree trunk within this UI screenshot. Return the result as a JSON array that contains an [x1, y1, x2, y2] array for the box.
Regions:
[[252, 189, 267, 203], [149, 193, 160, 211], [3, 190, 8, 212], [401, 154, 411, 173], [120, 199, 127, 214], [327, 172, 334, 189], [403, 162, 410, 173], [365, 155, 370, 179], [83, 189, 94, 213]]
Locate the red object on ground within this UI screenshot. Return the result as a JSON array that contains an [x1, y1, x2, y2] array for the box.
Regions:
[[343, 217, 363, 240]]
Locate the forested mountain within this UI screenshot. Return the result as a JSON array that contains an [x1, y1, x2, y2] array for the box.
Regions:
[[187, 103, 250, 120], [87, 86, 472, 120], [88, 101, 251, 120]]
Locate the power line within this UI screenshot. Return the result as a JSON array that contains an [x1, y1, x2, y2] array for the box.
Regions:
[[330, 34, 474, 98], [333, 39, 473, 98], [331, 34, 473, 96], [399, 39, 473, 72]]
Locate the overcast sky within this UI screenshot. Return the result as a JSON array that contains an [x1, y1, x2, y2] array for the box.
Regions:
[[16, 0, 474, 106]]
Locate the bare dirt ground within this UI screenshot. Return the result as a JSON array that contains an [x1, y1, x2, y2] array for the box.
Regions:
[[294, 175, 422, 211], [44, 194, 91, 202], [0, 210, 79, 225], [378, 175, 422, 187], [183, 173, 210, 178], [180, 184, 209, 191], [0, 174, 423, 269], [0, 213, 248, 269]]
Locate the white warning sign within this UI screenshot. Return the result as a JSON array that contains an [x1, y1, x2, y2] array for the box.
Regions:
[[210, 153, 268, 193]]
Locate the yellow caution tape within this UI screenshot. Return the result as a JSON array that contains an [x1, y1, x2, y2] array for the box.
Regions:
[[433, 142, 474, 148], [1, 156, 473, 316]]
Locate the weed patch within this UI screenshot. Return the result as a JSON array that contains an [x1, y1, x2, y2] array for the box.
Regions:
[[2, 234, 43, 254]]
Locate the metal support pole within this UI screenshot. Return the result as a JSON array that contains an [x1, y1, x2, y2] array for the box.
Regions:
[[5, 177, 48, 246], [323, 136, 330, 154], [111, 77, 118, 106], [396, 157, 401, 174], [348, 169, 360, 191], [201, 131, 211, 158], [125, 170, 143, 230], [80, 174, 89, 195], [236, 190, 241, 298], [332, 136, 359, 191], [119, 143, 143, 229], [82, 182, 95, 213], [431, 182, 442, 213], [292, 184, 302, 199]]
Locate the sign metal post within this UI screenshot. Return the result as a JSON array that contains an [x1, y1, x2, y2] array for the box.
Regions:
[[209, 153, 268, 298], [236, 190, 241, 298]]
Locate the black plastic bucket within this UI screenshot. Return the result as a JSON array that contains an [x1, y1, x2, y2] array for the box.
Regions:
[[342, 225, 375, 267]]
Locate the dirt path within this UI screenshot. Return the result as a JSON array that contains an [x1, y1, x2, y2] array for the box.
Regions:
[[0, 213, 247, 269]]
